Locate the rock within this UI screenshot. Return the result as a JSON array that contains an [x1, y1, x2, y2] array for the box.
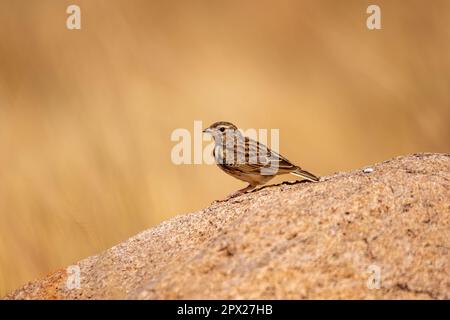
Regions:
[[5, 153, 450, 299]]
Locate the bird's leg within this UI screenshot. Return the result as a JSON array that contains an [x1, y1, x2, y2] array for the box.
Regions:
[[225, 184, 257, 200]]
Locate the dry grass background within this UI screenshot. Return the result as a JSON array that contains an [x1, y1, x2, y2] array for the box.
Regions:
[[0, 0, 449, 296]]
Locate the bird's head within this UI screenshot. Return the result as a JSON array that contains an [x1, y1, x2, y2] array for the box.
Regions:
[[203, 122, 240, 142]]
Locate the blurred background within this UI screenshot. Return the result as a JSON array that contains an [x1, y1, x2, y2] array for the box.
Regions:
[[0, 0, 449, 296]]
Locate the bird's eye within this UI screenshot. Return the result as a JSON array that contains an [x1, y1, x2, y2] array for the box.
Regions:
[[219, 127, 225, 132]]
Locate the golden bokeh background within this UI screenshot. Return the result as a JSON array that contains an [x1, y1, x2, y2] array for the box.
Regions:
[[1, 0, 449, 296]]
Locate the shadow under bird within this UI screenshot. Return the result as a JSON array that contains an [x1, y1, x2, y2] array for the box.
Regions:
[[203, 121, 319, 199]]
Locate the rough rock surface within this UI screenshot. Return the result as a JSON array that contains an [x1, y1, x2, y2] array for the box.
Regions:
[[5, 153, 450, 299]]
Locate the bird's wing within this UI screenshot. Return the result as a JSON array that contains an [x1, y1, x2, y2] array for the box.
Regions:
[[233, 137, 298, 175]]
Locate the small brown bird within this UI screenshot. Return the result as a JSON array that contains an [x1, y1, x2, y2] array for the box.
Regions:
[[203, 121, 319, 199]]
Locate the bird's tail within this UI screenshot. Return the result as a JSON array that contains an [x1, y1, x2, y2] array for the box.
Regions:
[[290, 168, 320, 182]]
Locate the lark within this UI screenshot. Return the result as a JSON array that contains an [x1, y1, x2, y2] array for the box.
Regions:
[[203, 121, 319, 199]]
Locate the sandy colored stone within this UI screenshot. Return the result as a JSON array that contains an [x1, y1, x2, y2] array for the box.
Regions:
[[5, 153, 450, 299]]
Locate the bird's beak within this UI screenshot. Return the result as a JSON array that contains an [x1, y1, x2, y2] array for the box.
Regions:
[[203, 128, 212, 134]]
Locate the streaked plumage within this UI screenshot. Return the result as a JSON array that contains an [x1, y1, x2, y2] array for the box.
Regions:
[[203, 121, 319, 199]]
